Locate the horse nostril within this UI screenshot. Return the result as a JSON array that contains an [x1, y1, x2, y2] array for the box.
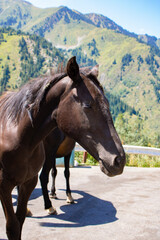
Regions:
[[114, 156, 121, 167]]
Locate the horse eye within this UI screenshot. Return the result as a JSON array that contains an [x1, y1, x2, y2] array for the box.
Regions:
[[83, 102, 92, 109]]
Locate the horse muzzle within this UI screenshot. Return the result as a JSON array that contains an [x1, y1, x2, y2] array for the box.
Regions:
[[99, 156, 125, 177]]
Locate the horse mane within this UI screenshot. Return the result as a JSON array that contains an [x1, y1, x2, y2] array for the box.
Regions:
[[0, 64, 103, 126], [0, 72, 67, 125]]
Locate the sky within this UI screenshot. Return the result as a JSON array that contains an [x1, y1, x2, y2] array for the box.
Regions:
[[27, 0, 160, 38]]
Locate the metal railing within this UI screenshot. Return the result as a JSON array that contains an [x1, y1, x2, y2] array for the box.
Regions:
[[123, 145, 160, 156], [56, 144, 160, 166], [75, 143, 160, 160]]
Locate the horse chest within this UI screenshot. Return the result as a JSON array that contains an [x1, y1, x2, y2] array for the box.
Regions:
[[0, 142, 45, 184]]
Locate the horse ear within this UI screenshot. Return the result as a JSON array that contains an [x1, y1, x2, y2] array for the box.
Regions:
[[89, 65, 99, 78], [67, 56, 81, 83]]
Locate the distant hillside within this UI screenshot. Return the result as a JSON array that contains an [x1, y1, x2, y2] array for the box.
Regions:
[[85, 13, 137, 38], [0, 27, 65, 92], [0, 0, 159, 48], [0, 0, 33, 28]]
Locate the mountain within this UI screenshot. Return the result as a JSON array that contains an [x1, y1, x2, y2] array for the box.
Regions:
[[0, 0, 159, 48], [85, 13, 137, 38], [0, 0, 160, 147], [0, 0, 33, 28]]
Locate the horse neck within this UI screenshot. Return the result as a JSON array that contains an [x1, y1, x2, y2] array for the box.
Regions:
[[26, 77, 70, 148]]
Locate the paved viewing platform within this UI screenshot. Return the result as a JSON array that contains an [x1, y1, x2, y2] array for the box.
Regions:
[[0, 166, 160, 240]]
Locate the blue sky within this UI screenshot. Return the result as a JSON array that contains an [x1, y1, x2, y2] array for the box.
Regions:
[[27, 0, 160, 38]]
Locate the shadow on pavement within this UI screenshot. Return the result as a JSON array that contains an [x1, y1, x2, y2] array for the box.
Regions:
[[11, 187, 118, 228], [12, 187, 43, 206], [39, 190, 118, 228]]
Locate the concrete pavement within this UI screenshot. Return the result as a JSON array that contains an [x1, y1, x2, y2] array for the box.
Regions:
[[0, 166, 160, 240]]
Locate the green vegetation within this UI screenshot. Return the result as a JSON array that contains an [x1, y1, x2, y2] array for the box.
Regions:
[[121, 53, 133, 71], [137, 55, 144, 71], [0, 64, 10, 93], [74, 152, 98, 166], [114, 112, 153, 146], [87, 38, 100, 57], [0, 27, 65, 91], [105, 89, 137, 121], [67, 47, 97, 67], [74, 152, 160, 168], [126, 154, 160, 167]]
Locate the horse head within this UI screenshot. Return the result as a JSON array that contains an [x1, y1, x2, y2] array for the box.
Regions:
[[56, 57, 126, 177]]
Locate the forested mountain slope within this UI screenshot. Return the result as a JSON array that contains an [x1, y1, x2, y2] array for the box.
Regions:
[[0, 27, 64, 92]]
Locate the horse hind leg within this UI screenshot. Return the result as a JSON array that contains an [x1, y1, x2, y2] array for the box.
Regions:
[[50, 158, 58, 199], [39, 159, 57, 215], [16, 175, 38, 238], [0, 179, 20, 240], [64, 153, 74, 204]]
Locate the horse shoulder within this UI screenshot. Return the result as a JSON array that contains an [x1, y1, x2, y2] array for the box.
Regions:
[[0, 123, 19, 154]]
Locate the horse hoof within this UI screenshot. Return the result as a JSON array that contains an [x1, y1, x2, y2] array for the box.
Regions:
[[66, 195, 75, 204], [50, 193, 58, 199], [47, 206, 57, 215], [26, 208, 33, 217]]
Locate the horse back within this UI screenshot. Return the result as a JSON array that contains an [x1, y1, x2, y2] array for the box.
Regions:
[[56, 136, 75, 157], [44, 128, 75, 158]]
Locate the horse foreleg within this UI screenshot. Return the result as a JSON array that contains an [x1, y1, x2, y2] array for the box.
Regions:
[[17, 185, 32, 217], [0, 179, 20, 240], [39, 159, 57, 215], [64, 153, 74, 204], [16, 175, 38, 239], [50, 158, 57, 199]]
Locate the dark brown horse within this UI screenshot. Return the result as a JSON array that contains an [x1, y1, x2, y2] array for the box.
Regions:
[[0, 57, 125, 240], [40, 128, 75, 214]]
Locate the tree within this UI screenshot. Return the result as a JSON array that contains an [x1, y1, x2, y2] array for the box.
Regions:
[[114, 112, 149, 146], [121, 53, 133, 71], [64, 37, 67, 45], [137, 55, 144, 71], [1, 64, 10, 92]]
